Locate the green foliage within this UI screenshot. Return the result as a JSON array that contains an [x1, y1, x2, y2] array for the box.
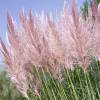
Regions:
[[97, 0, 100, 4], [0, 71, 27, 100], [81, 0, 89, 20], [0, 60, 100, 100], [81, 0, 100, 20]]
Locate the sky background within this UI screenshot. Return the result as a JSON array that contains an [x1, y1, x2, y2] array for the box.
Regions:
[[0, 0, 85, 64]]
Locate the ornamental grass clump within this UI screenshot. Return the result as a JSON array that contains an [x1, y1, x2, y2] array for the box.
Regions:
[[0, 0, 100, 99]]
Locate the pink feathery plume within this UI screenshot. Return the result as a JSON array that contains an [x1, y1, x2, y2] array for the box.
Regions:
[[0, 38, 11, 67], [0, 0, 100, 98], [71, 0, 92, 72]]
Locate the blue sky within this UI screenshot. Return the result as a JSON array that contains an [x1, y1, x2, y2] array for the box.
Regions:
[[0, 0, 85, 64]]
